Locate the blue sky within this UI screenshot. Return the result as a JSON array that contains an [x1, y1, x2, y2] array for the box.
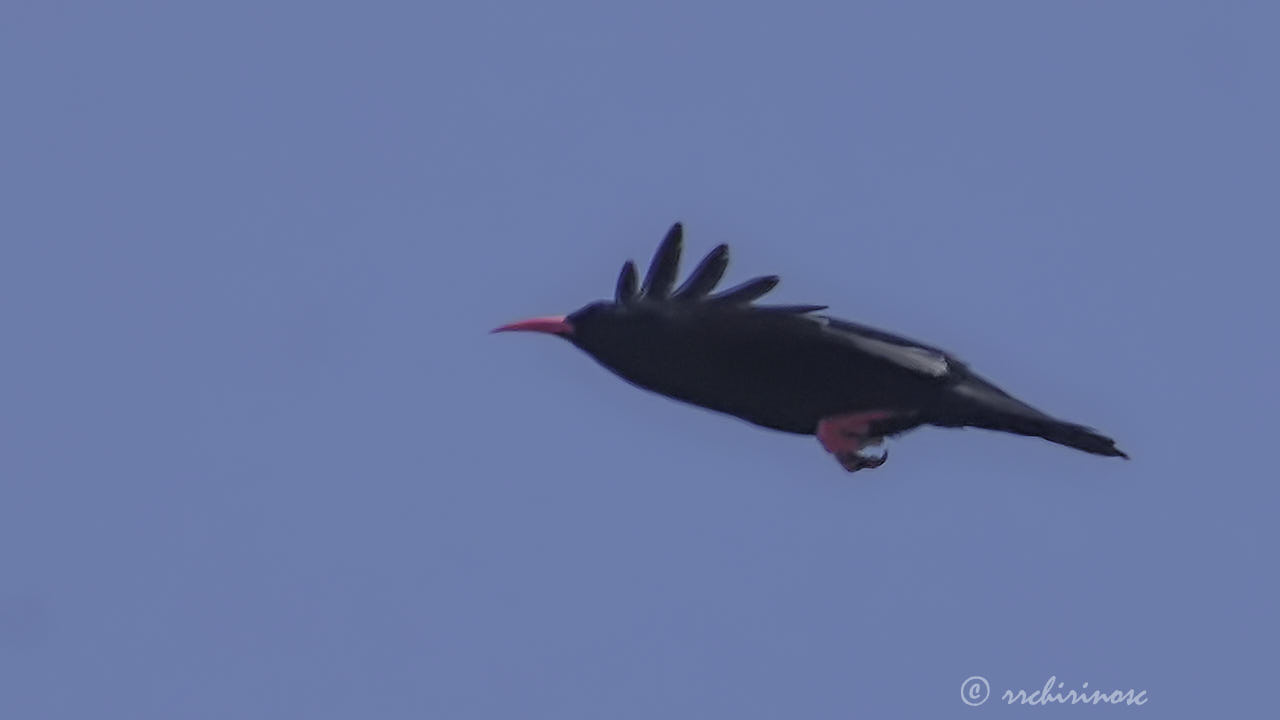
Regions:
[[2, 1, 1276, 717]]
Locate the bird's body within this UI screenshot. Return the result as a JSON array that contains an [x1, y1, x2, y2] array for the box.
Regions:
[[573, 305, 933, 434], [496, 223, 1126, 471]]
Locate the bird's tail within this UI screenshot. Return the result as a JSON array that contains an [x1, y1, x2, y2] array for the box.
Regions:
[[956, 409, 1128, 458], [937, 375, 1128, 459]]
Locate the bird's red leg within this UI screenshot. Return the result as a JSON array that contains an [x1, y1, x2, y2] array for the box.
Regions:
[[817, 411, 895, 472]]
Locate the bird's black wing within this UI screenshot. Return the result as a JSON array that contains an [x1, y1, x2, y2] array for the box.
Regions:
[[818, 315, 1048, 407], [619, 223, 825, 315], [815, 314, 1075, 434]]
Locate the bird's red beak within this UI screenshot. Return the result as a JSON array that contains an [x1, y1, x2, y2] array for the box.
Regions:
[[491, 315, 574, 336]]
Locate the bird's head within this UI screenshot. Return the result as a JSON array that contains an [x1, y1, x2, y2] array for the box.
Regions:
[[489, 300, 625, 348]]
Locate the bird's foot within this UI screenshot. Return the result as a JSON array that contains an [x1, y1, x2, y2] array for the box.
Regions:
[[817, 413, 894, 473]]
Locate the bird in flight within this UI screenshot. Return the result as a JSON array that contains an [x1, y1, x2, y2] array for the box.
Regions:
[[494, 223, 1127, 472]]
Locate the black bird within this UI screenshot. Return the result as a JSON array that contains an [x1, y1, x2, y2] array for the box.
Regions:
[[495, 223, 1126, 472]]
